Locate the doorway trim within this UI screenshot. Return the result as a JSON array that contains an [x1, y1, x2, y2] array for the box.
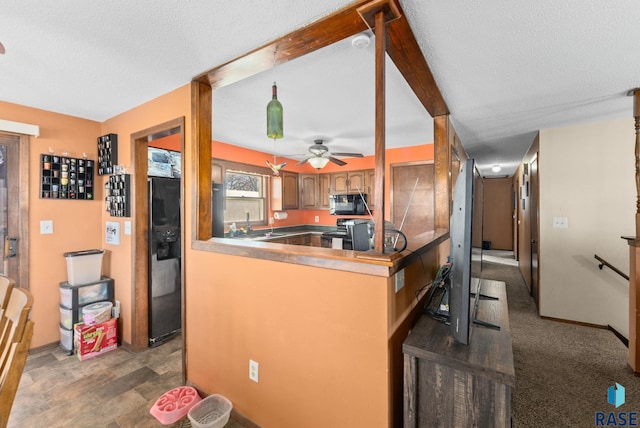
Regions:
[[0, 132, 30, 289], [130, 117, 185, 360]]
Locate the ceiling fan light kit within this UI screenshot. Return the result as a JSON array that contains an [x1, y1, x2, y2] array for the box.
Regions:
[[308, 156, 330, 169], [296, 139, 364, 169]]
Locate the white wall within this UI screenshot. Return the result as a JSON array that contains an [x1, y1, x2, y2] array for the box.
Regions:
[[539, 116, 634, 336]]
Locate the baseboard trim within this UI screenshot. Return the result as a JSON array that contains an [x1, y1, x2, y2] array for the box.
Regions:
[[28, 341, 59, 355], [607, 325, 629, 348], [539, 316, 629, 348], [539, 315, 608, 330]]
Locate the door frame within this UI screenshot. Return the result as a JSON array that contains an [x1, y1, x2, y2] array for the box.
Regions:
[[530, 154, 540, 308], [130, 118, 185, 360], [1, 132, 30, 289]]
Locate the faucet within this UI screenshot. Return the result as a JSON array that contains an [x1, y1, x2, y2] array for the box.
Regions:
[[246, 211, 252, 233]]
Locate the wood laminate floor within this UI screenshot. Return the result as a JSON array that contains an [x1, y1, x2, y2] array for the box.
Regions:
[[8, 336, 246, 428]]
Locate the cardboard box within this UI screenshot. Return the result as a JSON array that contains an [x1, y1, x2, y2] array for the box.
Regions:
[[74, 317, 117, 361]]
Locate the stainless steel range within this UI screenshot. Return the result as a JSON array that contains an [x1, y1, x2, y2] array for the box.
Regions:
[[321, 218, 370, 250]]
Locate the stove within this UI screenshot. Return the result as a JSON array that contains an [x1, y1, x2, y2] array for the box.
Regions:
[[321, 218, 368, 250]]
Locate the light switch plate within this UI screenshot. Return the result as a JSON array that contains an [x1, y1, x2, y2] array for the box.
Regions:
[[552, 217, 568, 228], [124, 221, 131, 235], [40, 220, 53, 234]]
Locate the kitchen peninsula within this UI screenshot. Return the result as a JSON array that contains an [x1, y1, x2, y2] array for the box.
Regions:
[[183, 1, 460, 427]]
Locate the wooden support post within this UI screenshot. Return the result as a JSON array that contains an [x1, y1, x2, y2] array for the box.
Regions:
[[624, 88, 640, 375], [357, 0, 400, 253]]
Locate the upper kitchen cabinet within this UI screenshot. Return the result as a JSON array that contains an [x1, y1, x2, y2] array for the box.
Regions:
[[331, 171, 365, 194], [364, 169, 375, 210], [272, 171, 299, 211], [300, 174, 318, 209], [318, 174, 331, 210]]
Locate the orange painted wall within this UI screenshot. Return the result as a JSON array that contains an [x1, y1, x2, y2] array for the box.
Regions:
[[0, 100, 102, 348], [211, 140, 434, 229], [100, 85, 191, 345], [185, 249, 391, 427]]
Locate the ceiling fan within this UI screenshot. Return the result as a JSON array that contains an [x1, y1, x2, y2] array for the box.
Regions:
[[296, 139, 363, 169]]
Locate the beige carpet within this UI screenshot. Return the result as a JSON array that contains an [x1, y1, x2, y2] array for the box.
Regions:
[[480, 253, 639, 427]]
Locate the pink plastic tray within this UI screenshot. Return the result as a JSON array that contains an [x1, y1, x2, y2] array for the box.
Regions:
[[150, 386, 202, 425]]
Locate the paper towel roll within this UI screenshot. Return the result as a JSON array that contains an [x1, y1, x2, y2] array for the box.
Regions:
[[273, 211, 288, 220]]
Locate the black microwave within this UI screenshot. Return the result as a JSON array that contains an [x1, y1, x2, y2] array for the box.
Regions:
[[329, 194, 367, 215]]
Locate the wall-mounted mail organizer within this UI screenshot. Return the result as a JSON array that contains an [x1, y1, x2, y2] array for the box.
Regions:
[[97, 133, 118, 175], [105, 173, 131, 217], [40, 154, 95, 200]]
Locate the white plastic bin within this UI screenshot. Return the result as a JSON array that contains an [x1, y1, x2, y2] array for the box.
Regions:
[[59, 325, 73, 351], [82, 301, 113, 325], [59, 277, 114, 308], [64, 249, 104, 285], [187, 394, 232, 428]]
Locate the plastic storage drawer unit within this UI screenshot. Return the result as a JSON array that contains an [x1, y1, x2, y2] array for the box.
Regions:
[[59, 325, 73, 353], [64, 249, 104, 285], [59, 277, 114, 309]]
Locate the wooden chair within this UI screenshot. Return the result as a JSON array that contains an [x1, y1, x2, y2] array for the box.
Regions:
[[0, 275, 14, 315], [0, 286, 34, 428]]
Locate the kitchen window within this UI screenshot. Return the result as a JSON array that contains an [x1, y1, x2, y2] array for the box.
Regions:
[[224, 171, 266, 226]]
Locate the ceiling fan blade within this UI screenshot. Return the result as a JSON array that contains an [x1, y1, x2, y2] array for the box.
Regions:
[[331, 152, 364, 158], [296, 157, 310, 166], [329, 156, 347, 166]]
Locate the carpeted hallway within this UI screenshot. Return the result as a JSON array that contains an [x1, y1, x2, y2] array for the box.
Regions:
[[482, 252, 638, 427]]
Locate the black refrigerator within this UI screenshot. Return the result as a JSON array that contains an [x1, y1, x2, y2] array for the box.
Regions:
[[148, 177, 181, 346]]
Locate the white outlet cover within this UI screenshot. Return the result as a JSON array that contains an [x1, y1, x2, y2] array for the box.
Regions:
[[40, 220, 53, 234], [124, 221, 132, 235], [249, 359, 259, 383], [395, 269, 405, 293]]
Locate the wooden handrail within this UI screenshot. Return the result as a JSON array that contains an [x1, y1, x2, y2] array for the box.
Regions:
[[594, 254, 629, 281]]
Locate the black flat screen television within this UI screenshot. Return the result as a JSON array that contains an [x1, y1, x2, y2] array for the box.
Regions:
[[448, 158, 485, 345]]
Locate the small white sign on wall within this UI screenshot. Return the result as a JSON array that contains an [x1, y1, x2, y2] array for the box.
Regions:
[[106, 221, 120, 245]]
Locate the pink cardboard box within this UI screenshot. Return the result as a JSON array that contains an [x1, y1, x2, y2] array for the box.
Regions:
[[74, 317, 117, 360]]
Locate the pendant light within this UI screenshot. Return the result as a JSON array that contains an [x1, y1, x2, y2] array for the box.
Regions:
[[267, 82, 283, 139]]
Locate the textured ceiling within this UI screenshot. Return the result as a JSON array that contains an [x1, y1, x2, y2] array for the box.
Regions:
[[1, 1, 639, 177]]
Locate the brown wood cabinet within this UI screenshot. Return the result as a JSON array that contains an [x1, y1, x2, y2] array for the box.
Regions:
[[318, 174, 331, 209], [212, 162, 224, 184], [330, 170, 366, 194], [300, 174, 318, 209], [403, 279, 514, 428], [272, 171, 299, 211], [267, 232, 321, 246], [364, 169, 375, 210]]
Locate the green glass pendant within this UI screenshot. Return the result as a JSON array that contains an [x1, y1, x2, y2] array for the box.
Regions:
[[267, 82, 283, 139]]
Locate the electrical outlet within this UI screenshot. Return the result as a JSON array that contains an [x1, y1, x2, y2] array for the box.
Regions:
[[395, 269, 405, 293], [269, 217, 274, 225], [249, 359, 259, 383], [314, 215, 320, 223], [40, 220, 53, 235], [124, 221, 131, 235]]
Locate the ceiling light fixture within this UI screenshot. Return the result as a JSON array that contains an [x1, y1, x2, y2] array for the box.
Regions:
[[491, 165, 502, 173], [267, 81, 283, 140], [308, 156, 330, 170]]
